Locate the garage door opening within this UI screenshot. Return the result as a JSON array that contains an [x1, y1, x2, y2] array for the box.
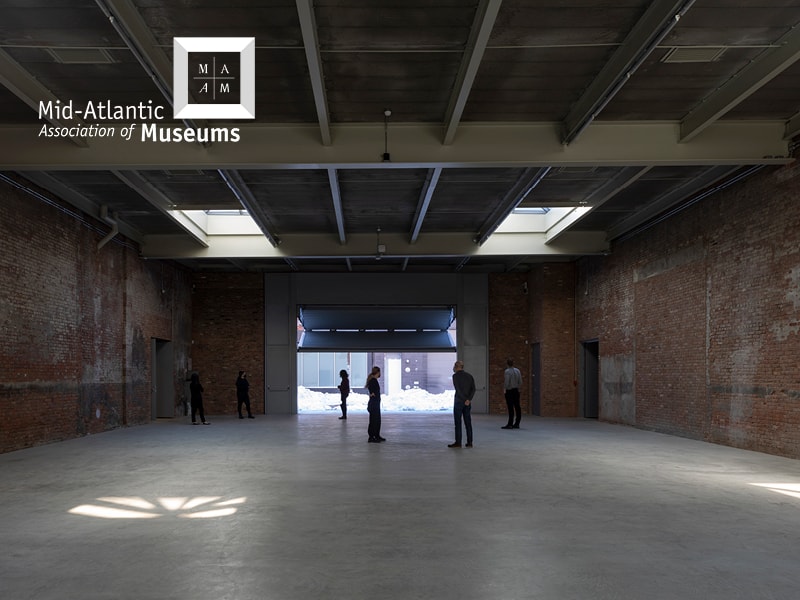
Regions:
[[296, 305, 458, 413], [298, 351, 457, 413]]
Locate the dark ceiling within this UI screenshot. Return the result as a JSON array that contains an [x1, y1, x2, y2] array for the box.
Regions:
[[1, 0, 798, 273]]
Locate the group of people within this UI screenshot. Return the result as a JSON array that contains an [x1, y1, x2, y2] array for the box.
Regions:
[[336, 357, 524, 448], [187, 370, 255, 424], [189, 357, 525, 445]]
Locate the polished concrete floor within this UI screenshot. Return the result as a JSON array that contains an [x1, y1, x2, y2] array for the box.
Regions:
[[2, 412, 800, 600]]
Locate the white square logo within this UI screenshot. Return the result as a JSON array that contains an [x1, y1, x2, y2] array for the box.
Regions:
[[173, 37, 255, 119]]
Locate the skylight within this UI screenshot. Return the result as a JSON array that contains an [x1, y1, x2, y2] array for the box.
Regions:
[[205, 209, 249, 216], [513, 207, 550, 214]]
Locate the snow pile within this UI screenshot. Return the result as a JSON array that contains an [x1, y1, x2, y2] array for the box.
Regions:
[[298, 386, 452, 413]]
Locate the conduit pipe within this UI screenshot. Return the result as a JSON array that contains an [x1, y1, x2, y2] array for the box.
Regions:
[[97, 205, 119, 249]]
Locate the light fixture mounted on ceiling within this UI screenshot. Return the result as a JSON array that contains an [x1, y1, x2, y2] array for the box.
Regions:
[[382, 109, 392, 162]]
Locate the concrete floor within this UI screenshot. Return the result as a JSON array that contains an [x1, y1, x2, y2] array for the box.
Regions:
[[2, 413, 800, 600]]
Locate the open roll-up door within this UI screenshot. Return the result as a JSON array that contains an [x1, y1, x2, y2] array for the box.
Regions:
[[298, 305, 455, 352]]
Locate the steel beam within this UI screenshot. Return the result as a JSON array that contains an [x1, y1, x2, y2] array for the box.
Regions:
[[562, 0, 695, 145], [217, 169, 280, 247], [0, 49, 87, 147], [2, 121, 791, 170], [141, 228, 608, 260], [410, 168, 442, 243], [442, 0, 503, 145], [327, 168, 346, 244], [475, 167, 551, 245], [680, 25, 800, 142], [112, 170, 209, 246], [296, 0, 332, 145], [545, 166, 652, 242], [606, 165, 742, 240]]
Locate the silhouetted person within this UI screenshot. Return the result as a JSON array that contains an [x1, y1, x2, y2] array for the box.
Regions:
[[189, 373, 209, 425], [449, 360, 475, 448], [366, 366, 384, 442], [236, 370, 254, 419], [338, 369, 350, 420], [502, 358, 522, 429]]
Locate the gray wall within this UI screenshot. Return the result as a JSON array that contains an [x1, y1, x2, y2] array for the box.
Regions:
[[264, 273, 488, 414]]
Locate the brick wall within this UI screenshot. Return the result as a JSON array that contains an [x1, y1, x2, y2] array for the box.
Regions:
[[488, 273, 530, 415], [529, 263, 577, 417], [0, 175, 191, 453], [576, 161, 800, 458], [190, 272, 265, 416], [487, 267, 577, 418]]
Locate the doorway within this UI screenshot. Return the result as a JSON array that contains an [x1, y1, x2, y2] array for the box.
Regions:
[[581, 340, 599, 419], [151, 338, 174, 419]]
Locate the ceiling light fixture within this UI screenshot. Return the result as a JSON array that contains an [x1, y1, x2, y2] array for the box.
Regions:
[[382, 109, 392, 162]]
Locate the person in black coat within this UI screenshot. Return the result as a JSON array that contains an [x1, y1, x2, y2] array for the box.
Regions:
[[236, 370, 254, 419], [449, 360, 475, 448], [189, 372, 209, 425], [337, 369, 350, 420], [366, 366, 384, 443]]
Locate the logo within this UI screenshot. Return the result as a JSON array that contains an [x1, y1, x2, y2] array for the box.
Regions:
[[173, 37, 255, 120]]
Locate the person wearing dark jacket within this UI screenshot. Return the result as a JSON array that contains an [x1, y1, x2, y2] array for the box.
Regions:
[[236, 370, 254, 419], [365, 366, 384, 443], [189, 373, 209, 425], [337, 369, 350, 420], [449, 360, 476, 448]]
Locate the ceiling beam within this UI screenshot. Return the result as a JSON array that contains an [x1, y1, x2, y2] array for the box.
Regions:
[[680, 25, 800, 142], [475, 167, 551, 245], [545, 166, 652, 242], [327, 168, 346, 244], [561, 0, 696, 146], [785, 111, 800, 141], [442, 0, 503, 145], [217, 169, 280, 247], [3, 121, 791, 170], [141, 229, 609, 260], [16, 171, 143, 242], [296, 0, 332, 146], [410, 167, 442, 243], [0, 49, 87, 147], [606, 165, 742, 240], [95, 0, 174, 101], [111, 170, 209, 246]]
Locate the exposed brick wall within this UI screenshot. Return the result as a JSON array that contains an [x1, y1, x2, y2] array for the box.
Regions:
[[529, 263, 577, 417], [190, 272, 265, 416], [488, 273, 530, 415], [576, 161, 800, 458], [0, 175, 191, 453], [487, 267, 576, 418]]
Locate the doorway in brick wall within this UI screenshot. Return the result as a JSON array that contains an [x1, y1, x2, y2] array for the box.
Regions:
[[581, 340, 599, 418], [151, 338, 174, 419]]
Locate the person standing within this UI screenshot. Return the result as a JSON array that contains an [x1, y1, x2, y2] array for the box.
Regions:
[[366, 366, 384, 443], [189, 372, 209, 425], [337, 369, 350, 420], [236, 370, 254, 419], [503, 358, 522, 429], [449, 360, 476, 448]]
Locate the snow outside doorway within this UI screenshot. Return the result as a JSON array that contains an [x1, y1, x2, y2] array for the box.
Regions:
[[298, 351, 456, 413]]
